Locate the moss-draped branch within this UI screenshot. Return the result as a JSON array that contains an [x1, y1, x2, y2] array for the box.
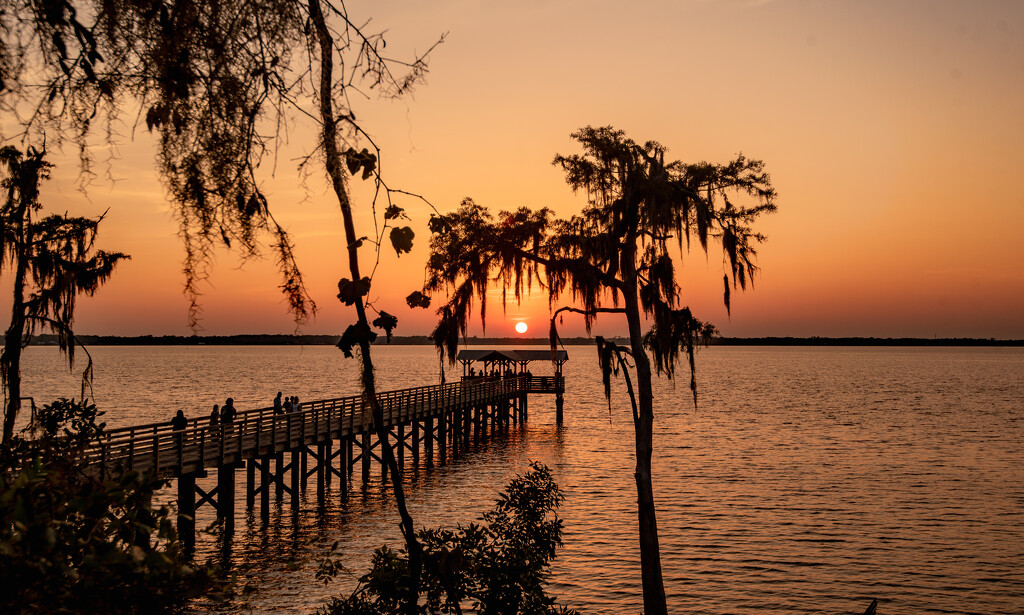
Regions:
[[423, 126, 776, 394]]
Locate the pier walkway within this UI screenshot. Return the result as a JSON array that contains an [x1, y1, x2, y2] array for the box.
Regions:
[[82, 373, 564, 547]]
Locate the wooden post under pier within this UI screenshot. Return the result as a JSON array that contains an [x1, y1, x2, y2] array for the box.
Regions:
[[177, 473, 197, 552], [217, 463, 236, 536], [77, 360, 567, 552]]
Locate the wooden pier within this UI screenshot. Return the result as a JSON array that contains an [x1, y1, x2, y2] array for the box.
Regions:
[[81, 371, 564, 548]]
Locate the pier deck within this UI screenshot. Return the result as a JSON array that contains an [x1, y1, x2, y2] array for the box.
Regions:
[[79, 373, 564, 546]]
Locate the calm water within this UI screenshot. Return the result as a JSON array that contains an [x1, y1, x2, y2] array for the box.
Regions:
[[18, 345, 1024, 614]]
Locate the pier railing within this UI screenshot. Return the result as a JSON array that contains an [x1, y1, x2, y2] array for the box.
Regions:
[[80, 374, 562, 479]]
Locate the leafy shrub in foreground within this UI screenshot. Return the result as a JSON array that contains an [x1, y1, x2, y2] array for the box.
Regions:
[[0, 399, 214, 614], [320, 461, 577, 615]]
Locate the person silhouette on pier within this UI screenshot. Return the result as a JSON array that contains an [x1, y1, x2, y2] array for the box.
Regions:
[[274, 391, 283, 415], [209, 403, 220, 428], [171, 409, 187, 431], [171, 409, 187, 449], [221, 398, 237, 426]]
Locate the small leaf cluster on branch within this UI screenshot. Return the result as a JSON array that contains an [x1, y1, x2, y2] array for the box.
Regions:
[[337, 277, 372, 306], [344, 147, 377, 180], [337, 322, 376, 358]]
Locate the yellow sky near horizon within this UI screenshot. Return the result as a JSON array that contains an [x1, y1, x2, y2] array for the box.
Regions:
[[3, 0, 1023, 339]]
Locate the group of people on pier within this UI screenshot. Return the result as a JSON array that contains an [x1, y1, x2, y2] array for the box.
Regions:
[[465, 366, 533, 380], [171, 392, 306, 434], [272, 391, 302, 414], [170, 397, 238, 434], [206, 398, 237, 428]]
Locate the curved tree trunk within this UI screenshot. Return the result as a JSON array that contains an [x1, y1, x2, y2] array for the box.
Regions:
[[623, 266, 668, 615], [307, 1, 421, 611]]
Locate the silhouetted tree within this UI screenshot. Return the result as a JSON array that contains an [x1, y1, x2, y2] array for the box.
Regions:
[[0, 146, 128, 443], [422, 126, 776, 615], [0, 3, 440, 609]]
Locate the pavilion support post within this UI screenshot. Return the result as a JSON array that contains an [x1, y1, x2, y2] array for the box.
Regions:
[[346, 436, 353, 476], [317, 442, 326, 508], [217, 463, 235, 536], [556, 392, 564, 425], [275, 451, 285, 500], [449, 410, 458, 458], [458, 410, 463, 449], [177, 473, 197, 554], [397, 424, 405, 472], [290, 450, 300, 514], [438, 413, 447, 463], [463, 408, 471, 449], [339, 438, 349, 500], [325, 438, 333, 486], [380, 431, 388, 482], [361, 432, 371, 485], [260, 457, 270, 525], [412, 420, 420, 469], [425, 417, 434, 468], [301, 447, 308, 491], [246, 458, 256, 509]]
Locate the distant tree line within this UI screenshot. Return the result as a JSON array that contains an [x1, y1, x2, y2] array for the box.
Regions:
[[25, 334, 1022, 347], [713, 336, 1023, 346]]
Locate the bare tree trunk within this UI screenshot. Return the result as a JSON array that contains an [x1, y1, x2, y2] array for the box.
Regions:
[[307, 1, 421, 611], [623, 270, 668, 615], [1, 203, 28, 443], [2, 318, 24, 443]]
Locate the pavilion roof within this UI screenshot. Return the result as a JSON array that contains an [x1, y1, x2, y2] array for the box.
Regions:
[[456, 349, 568, 364]]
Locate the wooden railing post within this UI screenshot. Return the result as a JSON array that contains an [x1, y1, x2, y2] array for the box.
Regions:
[[152, 433, 160, 475], [128, 427, 135, 470]]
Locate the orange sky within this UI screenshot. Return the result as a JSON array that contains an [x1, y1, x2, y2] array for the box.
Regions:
[[3, 0, 1023, 339]]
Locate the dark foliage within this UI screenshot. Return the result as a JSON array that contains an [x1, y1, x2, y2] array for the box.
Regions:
[[0, 146, 128, 442], [0, 0, 440, 329], [2, 5, 442, 612], [319, 462, 576, 615], [422, 126, 776, 615], [0, 398, 214, 614]]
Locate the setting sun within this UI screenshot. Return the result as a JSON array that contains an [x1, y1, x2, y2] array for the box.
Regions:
[[515, 322, 528, 334]]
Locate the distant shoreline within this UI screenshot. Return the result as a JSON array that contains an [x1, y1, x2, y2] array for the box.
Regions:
[[25, 334, 1024, 347]]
